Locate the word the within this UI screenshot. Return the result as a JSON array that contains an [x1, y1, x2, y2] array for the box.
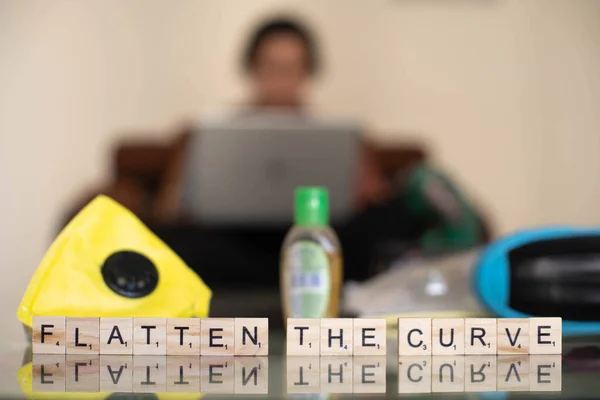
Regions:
[[32, 317, 268, 356], [287, 318, 386, 356]]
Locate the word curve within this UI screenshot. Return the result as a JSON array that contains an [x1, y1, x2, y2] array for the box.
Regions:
[[398, 317, 561, 355]]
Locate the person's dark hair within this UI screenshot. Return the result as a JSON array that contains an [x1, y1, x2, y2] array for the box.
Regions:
[[243, 17, 319, 75]]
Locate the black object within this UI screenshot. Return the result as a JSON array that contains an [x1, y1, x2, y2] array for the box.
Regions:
[[509, 236, 600, 321], [101, 251, 159, 298]]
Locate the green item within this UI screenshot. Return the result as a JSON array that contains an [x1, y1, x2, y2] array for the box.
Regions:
[[405, 164, 482, 252], [294, 186, 329, 226]]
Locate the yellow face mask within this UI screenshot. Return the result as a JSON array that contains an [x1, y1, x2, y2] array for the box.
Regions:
[[17, 195, 212, 329]]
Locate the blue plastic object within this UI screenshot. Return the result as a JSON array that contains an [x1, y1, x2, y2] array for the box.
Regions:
[[474, 226, 600, 336]]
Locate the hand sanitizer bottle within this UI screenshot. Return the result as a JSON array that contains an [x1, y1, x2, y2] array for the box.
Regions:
[[281, 187, 343, 319]]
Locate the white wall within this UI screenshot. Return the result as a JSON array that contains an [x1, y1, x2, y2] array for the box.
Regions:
[[1, 0, 599, 343]]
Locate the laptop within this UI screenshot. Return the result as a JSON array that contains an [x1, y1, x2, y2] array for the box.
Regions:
[[180, 112, 361, 226]]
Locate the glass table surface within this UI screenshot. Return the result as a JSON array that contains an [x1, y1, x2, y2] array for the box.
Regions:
[[1, 332, 599, 399]]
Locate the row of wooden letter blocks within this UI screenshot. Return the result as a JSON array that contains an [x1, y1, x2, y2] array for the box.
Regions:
[[31, 354, 562, 394], [32, 316, 562, 356], [287, 317, 562, 355], [32, 317, 268, 356]]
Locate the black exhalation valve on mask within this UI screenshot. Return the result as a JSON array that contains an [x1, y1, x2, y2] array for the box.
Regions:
[[474, 227, 600, 336]]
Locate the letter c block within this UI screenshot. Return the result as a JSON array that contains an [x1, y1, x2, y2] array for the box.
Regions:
[[398, 318, 431, 356]]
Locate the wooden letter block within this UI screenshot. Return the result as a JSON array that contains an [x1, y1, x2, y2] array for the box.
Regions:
[[398, 318, 431, 356], [66, 317, 99, 355], [200, 357, 234, 394], [432, 319, 464, 355], [320, 357, 353, 393], [320, 318, 353, 356], [497, 318, 530, 354], [66, 355, 99, 393], [464, 355, 497, 392], [200, 318, 234, 356], [353, 318, 386, 356], [529, 318, 562, 354], [286, 357, 320, 393], [353, 356, 386, 394], [234, 318, 269, 356], [286, 318, 320, 356], [166, 356, 200, 392], [234, 357, 269, 394], [32, 355, 66, 392], [133, 356, 167, 393], [497, 355, 529, 391], [99, 355, 133, 392], [529, 355, 561, 391], [100, 318, 133, 355], [133, 318, 167, 355], [167, 318, 200, 356], [465, 319, 497, 355], [398, 356, 432, 394], [33, 316, 66, 354], [431, 356, 465, 393]]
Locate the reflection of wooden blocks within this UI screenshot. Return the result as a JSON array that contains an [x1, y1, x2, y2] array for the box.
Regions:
[[529, 318, 562, 354], [529, 355, 561, 392], [32, 355, 66, 392], [464, 355, 496, 392], [200, 357, 234, 394], [320, 318, 353, 356], [234, 318, 268, 356], [432, 319, 464, 355], [353, 356, 386, 394], [320, 357, 353, 393], [166, 356, 200, 392], [66, 318, 99, 355], [431, 356, 465, 393], [99, 355, 133, 392], [353, 319, 386, 356], [286, 318, 320, 356], [167, 318, 200, 356], [132, 356, 167, 393], [33, 317, 66, 354], [100, 318, 133, 355], [234, 357, 269, 394], [497, 355, 529, 391], [286, 357, 320, 393], [133, 318, 167, 355], [465, 319, 497, 355], [398, 318, 431, 356], [200, 318, 234, 356], [65, 355, 99, 393], [498, 319, 529, 354], [398, 356, 432, 394]]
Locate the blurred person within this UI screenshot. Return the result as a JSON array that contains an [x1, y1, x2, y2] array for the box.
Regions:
[[155, 17, 391, 220], [242, 19, 316, 108], [148, 16, 487, 286]]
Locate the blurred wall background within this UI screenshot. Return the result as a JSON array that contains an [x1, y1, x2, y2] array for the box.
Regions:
[[1, 0, 599, 338]]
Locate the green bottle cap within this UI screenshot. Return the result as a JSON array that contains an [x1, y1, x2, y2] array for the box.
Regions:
[[294, 187, 329, 226]]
